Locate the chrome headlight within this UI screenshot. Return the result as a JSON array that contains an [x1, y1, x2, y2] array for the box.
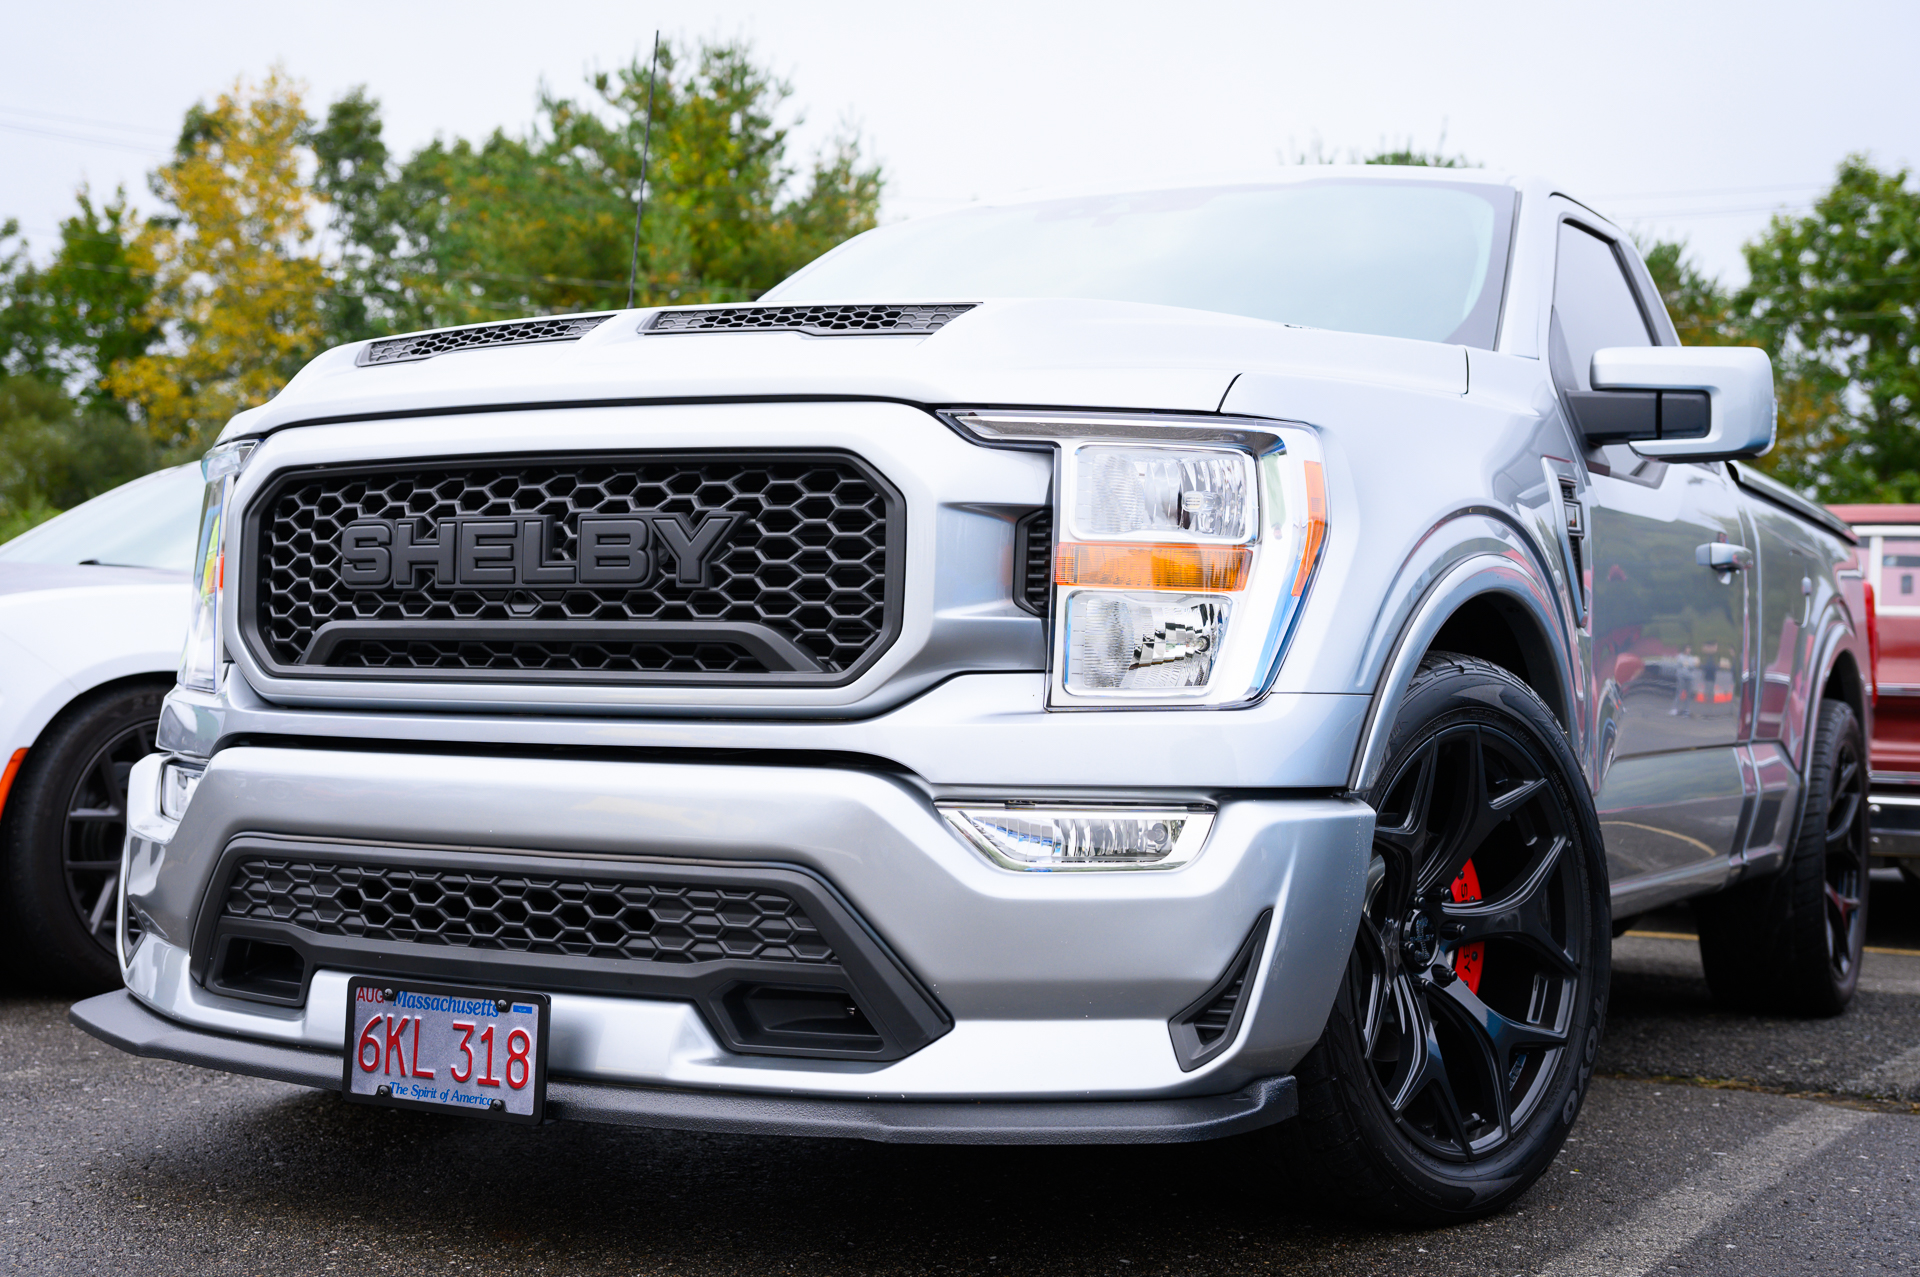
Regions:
[[180, 441, 254, 692], [948, 411, 1328, 708]]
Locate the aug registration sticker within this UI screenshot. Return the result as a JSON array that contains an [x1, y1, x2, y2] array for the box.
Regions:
[[343, 978, 550, 1124]]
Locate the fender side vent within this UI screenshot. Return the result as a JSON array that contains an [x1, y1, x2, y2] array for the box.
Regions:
[[357, 314, 614, 365], [1169, 910, 1271, 1072], [1013, 508, 1053, 616], [644, 303, 975, 336]]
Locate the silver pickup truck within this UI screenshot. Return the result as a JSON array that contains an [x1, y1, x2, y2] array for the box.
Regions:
[[74, 168, 1870, 1224]]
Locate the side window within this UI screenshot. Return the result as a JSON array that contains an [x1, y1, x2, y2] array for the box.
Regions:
[[1551, 222, 1652, 391]]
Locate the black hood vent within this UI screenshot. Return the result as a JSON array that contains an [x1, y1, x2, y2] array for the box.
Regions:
[[645, 304, 974, 336], [357, 314, 614, 366]]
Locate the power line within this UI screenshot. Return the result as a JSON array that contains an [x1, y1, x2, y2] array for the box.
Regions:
[[1596, 181, 1828, 202], [0, 119, 169, 154], [1620, 202, 1816, 220], [0, 103, 175, 139]]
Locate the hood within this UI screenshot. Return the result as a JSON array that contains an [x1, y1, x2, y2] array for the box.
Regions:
[[0, 562, 186, 597], [220, 298, 1468, 441]]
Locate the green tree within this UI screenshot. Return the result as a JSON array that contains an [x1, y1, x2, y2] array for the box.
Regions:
[[1739, 156, 1920, 501], [1639, 238, 1742, 347], [0, 191, 156, 405], [1361, 144, 1477, 168], [0, 375, 158, 540], [105, 71, 331, 453], [312, 38, 883, 335]]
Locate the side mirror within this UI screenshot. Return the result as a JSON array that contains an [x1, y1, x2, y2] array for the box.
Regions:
[[1568, 346, 1775, 460]]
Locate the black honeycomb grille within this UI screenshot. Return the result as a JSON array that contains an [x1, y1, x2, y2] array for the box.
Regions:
[[245, 453, 899, 682], [357, 314, 612, 365], [222, 858, 837, 965], [645, 304, 974, 336]]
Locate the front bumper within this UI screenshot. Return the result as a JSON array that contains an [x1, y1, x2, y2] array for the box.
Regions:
[[115, 743, 1371, 1124]]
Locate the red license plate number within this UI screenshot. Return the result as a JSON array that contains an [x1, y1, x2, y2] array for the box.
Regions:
[[344, 979, 549, 1123]]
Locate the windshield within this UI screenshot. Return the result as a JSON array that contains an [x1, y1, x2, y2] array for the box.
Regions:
[[767, 178, 1517, 347], [0, 463, 202, 572]]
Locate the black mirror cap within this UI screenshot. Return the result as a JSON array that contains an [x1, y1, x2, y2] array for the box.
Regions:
[[1570, 389, 1711, 445]]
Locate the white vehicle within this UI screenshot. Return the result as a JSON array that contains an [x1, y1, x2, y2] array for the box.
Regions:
[[0, 464, 199, 987]]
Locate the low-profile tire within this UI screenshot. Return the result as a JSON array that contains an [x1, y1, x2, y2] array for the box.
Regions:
[[1, 680, 166, 992], [1696, 698, 1868, 1017], [1269, 653, 1610, 1225]]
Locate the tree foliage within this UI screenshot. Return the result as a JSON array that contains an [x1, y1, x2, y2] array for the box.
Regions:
[[0, 42, 882, 527], [104, 72, 330, 453], [0, 374, 157, 540], [313, 40, 882, 337], [1739, 156, 1920, 501]]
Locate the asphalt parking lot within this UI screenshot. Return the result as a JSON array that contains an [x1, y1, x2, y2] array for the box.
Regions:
[[6, 877, 1919, 1276]]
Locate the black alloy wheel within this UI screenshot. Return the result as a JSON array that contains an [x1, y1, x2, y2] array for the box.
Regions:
[[1354, 719, 1588, 1161], [2, 681, 168, 991], [62, 718, 155, 955], [1271, 654, 1609, 1224], [1698, 698, 1869, 1016], [1820, 721, 1869, 987]]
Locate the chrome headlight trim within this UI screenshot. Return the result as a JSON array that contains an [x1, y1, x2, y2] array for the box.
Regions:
[[944, 410, 1329, 710]]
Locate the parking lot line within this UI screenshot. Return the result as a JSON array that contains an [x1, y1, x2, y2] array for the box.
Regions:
[[1626, 928, 1920, 957], [1535, 1105, 1872, 1277], [1847, 1042, 1920, 1096]]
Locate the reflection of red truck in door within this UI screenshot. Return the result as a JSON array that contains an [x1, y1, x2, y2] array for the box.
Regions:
[[1828, 505, 1920, 884]]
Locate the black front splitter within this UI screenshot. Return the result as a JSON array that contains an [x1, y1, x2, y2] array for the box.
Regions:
[[71, 990, 1295, 1145]]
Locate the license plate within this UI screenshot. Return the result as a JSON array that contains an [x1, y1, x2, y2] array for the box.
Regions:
[[344, 978, 549, 1124]]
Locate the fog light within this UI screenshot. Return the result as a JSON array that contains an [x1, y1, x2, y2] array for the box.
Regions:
[[159, 760, 204, 821], [940, 803, 1214, 871], [1065, 591, 1227, 692]]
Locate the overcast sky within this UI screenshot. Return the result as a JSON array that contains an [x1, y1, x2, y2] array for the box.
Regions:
[[4, 0, 1914, 288]]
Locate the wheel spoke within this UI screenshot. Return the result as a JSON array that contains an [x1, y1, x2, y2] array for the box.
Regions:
[[1832, 756, 1860, 801], [87, 873, 118, 935], [99, 756, 130, 815], [1385, 974, 1441, 1109], [1442, 834, 1579, 975], [1383, 975, 1479, 1158], [1355, 916, 1391, 1056], [1431, 975, 1567, 1096], [1826, 791, 1862, 847], [1374, 745, 1439, 863], [66, 806, 124, 823], [1826, 882, 1861, 931]]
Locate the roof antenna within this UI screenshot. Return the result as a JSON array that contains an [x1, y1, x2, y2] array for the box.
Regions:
[[625, 30, 662, 310]]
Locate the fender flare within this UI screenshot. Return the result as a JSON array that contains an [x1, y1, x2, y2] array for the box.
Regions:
[[1800, 597, 1867, 768], [1348, 548, 1581, 794]]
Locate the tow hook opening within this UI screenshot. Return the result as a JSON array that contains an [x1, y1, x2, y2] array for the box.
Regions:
[[211, 936, 308, 1005], [717, 982, 885, 1055]]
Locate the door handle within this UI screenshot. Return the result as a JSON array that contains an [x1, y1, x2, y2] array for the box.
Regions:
[[1696, 543, 1752, 571]]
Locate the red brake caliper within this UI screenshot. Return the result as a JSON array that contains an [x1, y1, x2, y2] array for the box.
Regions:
[[1450, 860, 1484, 993]]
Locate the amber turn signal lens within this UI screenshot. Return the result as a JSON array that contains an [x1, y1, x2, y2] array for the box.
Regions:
[[1055, 542, 1253, 592], [1291, 460, 1327, 597]]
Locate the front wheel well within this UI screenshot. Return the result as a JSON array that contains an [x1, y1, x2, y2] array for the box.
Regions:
[[1425, 593, 1570, 730]]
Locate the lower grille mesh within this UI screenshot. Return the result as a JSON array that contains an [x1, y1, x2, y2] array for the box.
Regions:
[[222, 858, 836, 965]]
